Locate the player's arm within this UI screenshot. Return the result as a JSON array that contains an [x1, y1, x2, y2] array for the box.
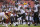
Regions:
[[3, 13, 8, 19]]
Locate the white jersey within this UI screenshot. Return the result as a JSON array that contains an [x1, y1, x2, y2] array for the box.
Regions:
[[0, 12, 8, 19], [20, 9, 25, 14], [14, 7, 20, 11], [34, 4, 40, 12]]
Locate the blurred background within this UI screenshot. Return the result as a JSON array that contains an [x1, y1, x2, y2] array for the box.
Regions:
[[0, 0, 40, 27]]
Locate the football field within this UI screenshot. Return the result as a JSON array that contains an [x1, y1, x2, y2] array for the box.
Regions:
[[0, 24, 40, 27]]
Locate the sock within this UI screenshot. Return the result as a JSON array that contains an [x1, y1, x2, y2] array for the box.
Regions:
[[16, 22, 18, 24], [14, 22, 18, 26], [15, 22, 18, 26], [19, 20, 20, 24], [23, 22, 26, 25], [21, 21, 22, 24], [0, 22, 2, 24], [28, 22, 30, 26], [29, 22, 32, 24], [4, 23, 6, 26], [6, 24, 8, 27], [14, 22, 16, 26], [28, 22, 30, 24]]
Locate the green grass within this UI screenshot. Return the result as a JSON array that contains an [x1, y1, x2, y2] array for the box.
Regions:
[[0, 24, 40, 27]]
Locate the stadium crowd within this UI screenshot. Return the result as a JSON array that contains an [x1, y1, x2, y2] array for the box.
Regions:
[[0, 0, 40, 26]]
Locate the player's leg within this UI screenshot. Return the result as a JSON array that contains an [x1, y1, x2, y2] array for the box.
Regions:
[[2, 19, 6, 26], [2, 19, 8, 27], [17, 17, 22, 24], [22, 13, 26, 24], [14, 16, 18, 26], [17, 18, 20, 24]]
